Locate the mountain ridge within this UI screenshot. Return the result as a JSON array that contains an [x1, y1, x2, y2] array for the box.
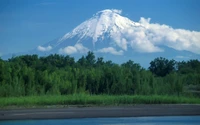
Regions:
[[2, 9, 200, 67]]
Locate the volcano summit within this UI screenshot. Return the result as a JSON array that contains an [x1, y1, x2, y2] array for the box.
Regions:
[[7, 9, 200, 67]]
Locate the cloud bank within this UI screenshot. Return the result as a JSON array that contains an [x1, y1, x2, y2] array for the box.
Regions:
[[59, 43, 89, 55], [37, 45, 52, 52], [97, 47, 123, 55], [37, 9, 200, 56], [139, 17, 200, 54], [112, 17, 200, 54]]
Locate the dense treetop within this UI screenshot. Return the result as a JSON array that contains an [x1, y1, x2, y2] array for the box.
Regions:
[[0, 52, 199, 97]]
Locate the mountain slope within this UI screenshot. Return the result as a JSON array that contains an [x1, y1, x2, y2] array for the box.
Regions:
[[3, 9, 200, 67], [37, 9, 163, 55]]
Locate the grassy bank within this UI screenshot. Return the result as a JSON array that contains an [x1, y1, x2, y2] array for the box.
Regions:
[[0, 94, 200, 108]]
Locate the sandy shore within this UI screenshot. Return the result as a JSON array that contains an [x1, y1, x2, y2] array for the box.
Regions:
[[1, 104, 200, 120]]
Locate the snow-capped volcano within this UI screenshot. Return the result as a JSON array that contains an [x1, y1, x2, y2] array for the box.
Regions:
[[40, 9, 146, 55], [38, 9, 162, 55], [37, 9, 200, 59], [4, 9, 199, 67], [59, 9, 141, 47]]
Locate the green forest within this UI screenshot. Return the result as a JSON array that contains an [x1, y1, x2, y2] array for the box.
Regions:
[[0, 52, 200, 98]]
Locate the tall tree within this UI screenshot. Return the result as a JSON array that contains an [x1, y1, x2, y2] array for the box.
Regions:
[[86, 51, 96, 67], [149, 57, 176, 77]]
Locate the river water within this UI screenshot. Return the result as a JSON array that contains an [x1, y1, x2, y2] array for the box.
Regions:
[[1, 116, 200, 125]]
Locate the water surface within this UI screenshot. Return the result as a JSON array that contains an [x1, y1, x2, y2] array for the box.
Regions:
[[1, 116, 200, 125]]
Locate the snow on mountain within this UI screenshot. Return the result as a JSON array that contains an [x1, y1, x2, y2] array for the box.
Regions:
[[3, 9, 199, 67], [38, 9, 161, 55], [59, 9, 141, 46], [37, 9, 200, 58]]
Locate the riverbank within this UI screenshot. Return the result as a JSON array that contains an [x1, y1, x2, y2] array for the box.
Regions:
[[1, 104, 200, 120]]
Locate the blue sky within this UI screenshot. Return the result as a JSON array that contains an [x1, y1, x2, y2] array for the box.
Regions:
[[0, 0, 200, 56]]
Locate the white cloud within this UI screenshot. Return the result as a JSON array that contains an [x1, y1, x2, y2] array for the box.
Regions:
[[108, 16, 200, 54], [108, 17, 164, 53], [0, 52, 2, 57], [59, 43, 89, 55], [128, 28, 164, 53], [136, 17, 200, 54], [37, 45, 52, 52], [74, 44, 89, 53], [110, 32, 127, 51], [59, 46, 77, 55], [97, 47, 123, 55], [38, 11, 200, 55]]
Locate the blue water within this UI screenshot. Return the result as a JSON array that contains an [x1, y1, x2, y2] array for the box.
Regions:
[[1, 116, 200, 125]]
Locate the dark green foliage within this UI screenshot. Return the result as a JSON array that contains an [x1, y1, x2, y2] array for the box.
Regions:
[[0, 52, 199, 97], [149, 57, 176, 77], [178, 60, 200, 74]]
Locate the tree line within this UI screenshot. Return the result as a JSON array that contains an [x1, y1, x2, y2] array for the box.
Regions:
[[0, 52, 200, 97]]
